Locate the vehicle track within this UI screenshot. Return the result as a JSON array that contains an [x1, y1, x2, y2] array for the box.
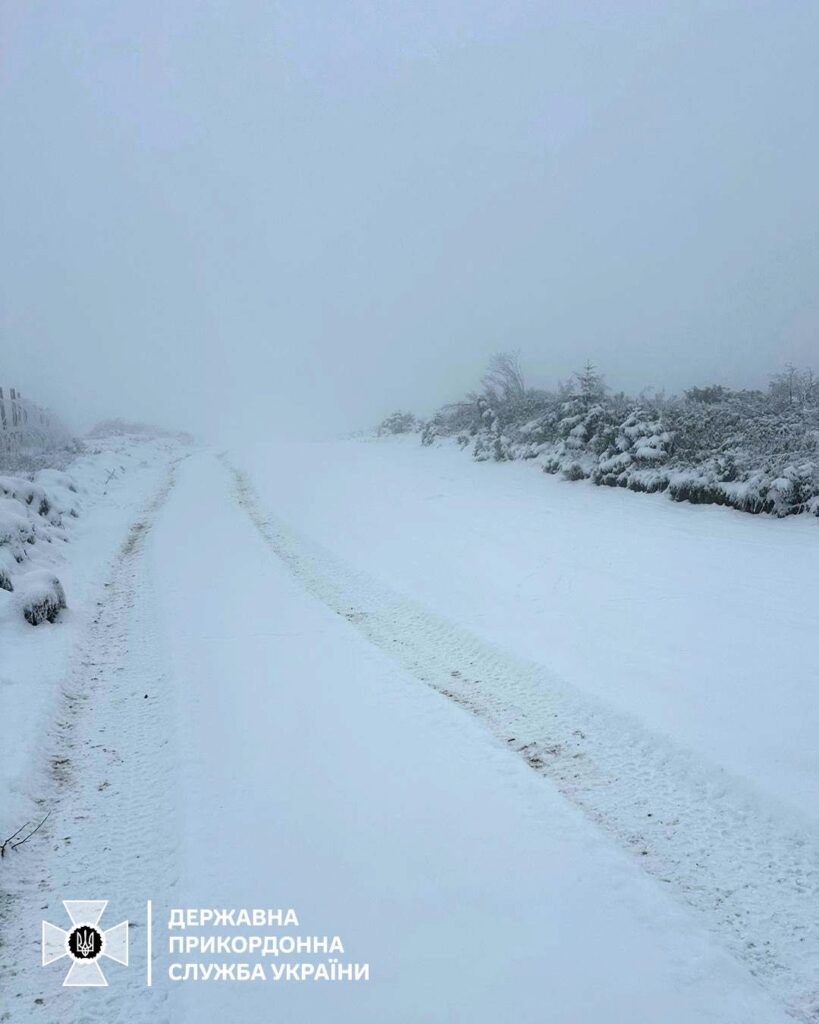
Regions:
[[0, 457, 184, 1023], [226, 456, 819, 1023]]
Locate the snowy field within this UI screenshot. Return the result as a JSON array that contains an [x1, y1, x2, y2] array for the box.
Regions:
[[242, 436, 819, 825], [1, 436, 816, 1022]]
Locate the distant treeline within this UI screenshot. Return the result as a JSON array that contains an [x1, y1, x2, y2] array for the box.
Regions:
[[378, 354, 819, 518]]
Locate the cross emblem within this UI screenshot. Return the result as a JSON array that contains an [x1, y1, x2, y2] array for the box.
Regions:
[[42, 900, 129, 986]]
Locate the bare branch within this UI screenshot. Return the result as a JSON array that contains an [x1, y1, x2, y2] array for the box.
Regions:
[[481, 351, 526, 403], [2, 811, 51, 856], [0, 822, 30, 858]]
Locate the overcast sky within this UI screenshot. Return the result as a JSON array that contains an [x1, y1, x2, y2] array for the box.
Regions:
[[2, 1, 818, 438]]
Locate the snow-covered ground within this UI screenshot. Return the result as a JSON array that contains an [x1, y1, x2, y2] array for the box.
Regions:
[[1, 436, 816, 1022], [242, 436, 819, 826], [0, 439, 181, 831], [235, 436, 819, 1018]]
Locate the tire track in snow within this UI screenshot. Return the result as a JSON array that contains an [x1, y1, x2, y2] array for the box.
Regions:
[[0, 455, 185, 1024], [226, 457, 819, 1023]]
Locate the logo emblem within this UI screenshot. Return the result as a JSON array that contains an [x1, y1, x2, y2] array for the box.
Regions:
[[42, 900, 128, 986]]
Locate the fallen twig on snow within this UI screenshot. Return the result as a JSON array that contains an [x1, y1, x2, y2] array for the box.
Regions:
[[0, 811, 50, 857]]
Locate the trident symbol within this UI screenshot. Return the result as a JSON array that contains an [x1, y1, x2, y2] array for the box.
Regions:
[[75, 928, 97, 958]]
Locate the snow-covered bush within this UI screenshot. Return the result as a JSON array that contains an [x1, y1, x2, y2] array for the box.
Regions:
[[472, 397, 513, 462], [17, 570, 66, 625], [377, 411, 417, 436], [0, 463, 81, 603], [0, 498, 37, 561], [414, 355, 819, 520], [593, 409, 673, 492], [0, 476, 50, 516]]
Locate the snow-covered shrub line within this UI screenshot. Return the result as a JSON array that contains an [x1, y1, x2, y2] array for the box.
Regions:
[[415, 357, 819, 519]]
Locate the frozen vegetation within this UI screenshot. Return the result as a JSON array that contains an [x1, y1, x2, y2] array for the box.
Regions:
[[0, 468, 79, 625], [400, 355, 819, 519], [0, 420, 194, 627]]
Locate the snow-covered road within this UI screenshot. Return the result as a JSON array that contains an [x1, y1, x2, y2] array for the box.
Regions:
[[1, 441, 814, 1022], [241, 437, 819, 826]]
